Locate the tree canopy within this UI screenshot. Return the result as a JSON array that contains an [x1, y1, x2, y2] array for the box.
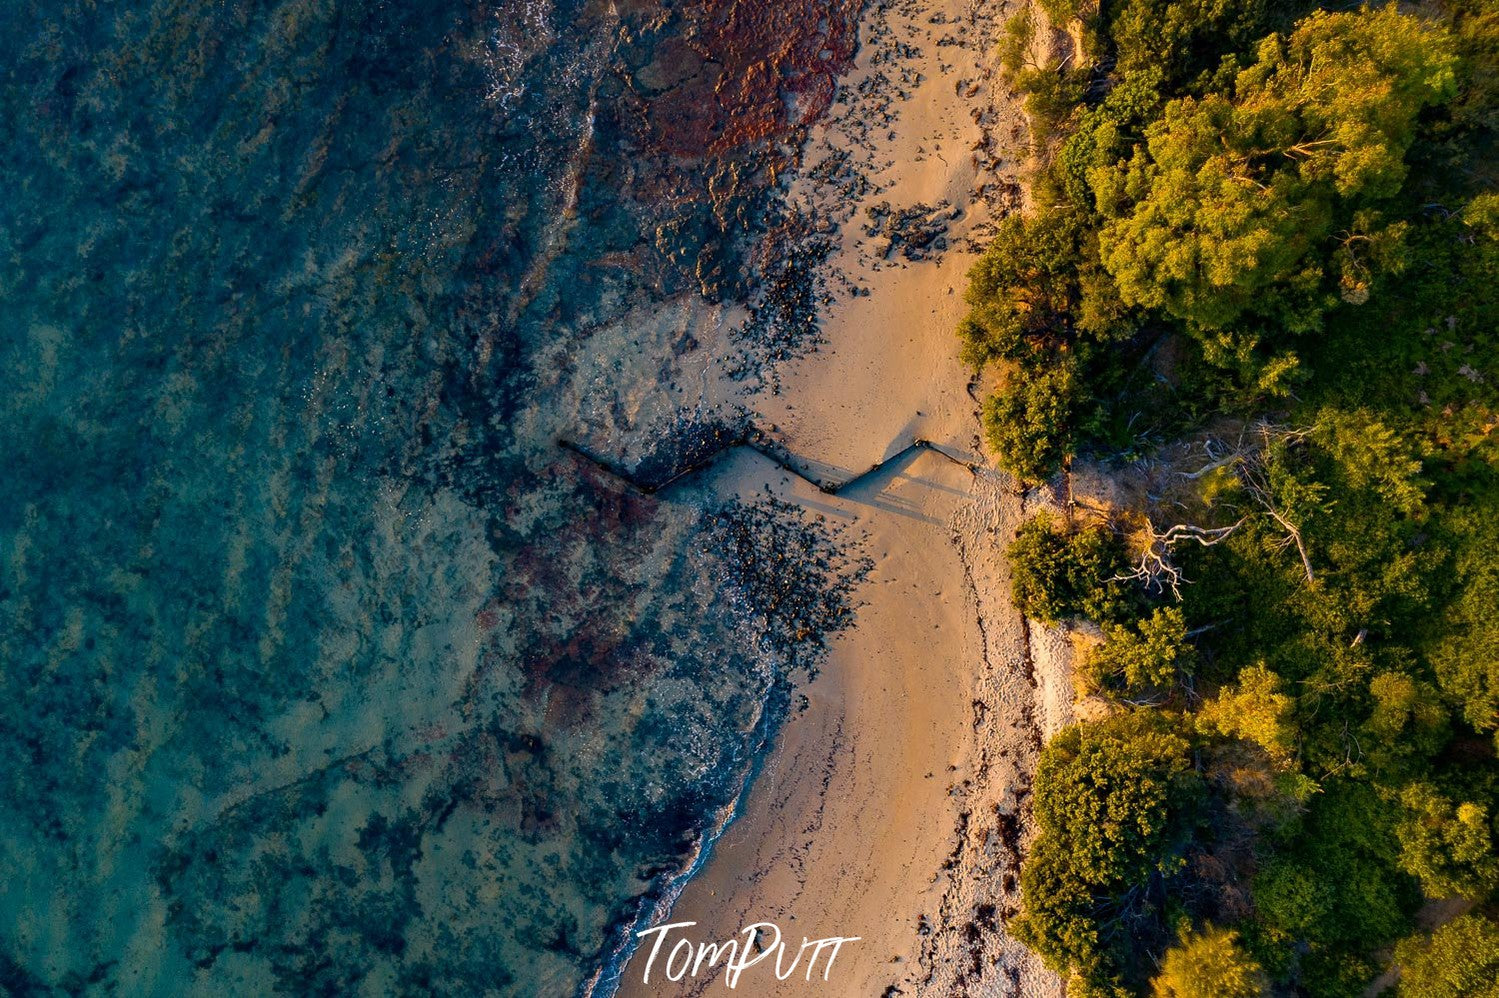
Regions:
[[1093, 7, 1457, 333], [1007, 513, 1132, 625], [1393, 914, 1499, 998], [1080, 606, 1197, 698], [1395, 783, 1499, 901], [1015, 712, 1203, 990], [1150, 924, 1267, 998], [978, 0, 1499, 991]]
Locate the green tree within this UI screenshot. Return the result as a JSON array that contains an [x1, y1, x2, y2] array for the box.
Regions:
[[959, 212, 1130, 369], [1151, 924, 1267, 998], [1007, 513, 1133, 624], [1031, 713, 1202, 887], [1197, 662, 1297, 763], [1013, 836, 1114, 985], [1056, 68, 1165, 212], [1014, 712, 1204, 991], [1364, 672, 1450, 768], [983, 362, 1084, 484], [1254, 859, 1333, 939], [1081, 606, 1197, 697], [1093, 7, 1458, 333], [1252, 782, 1417, 954], [1313, 408, 1428, 518], [1430, 500, 1499, 748], [1466, 192, 1499, 235], [1393, 914, 1499, 998], [1108, 0, 1302, 87], [1396, 784, 1499, 901]]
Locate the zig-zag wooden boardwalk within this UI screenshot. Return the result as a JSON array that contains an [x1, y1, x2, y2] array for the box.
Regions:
[[558, 429, 984, 497]]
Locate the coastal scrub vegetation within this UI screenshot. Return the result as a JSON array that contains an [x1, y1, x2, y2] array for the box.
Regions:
[[968, 0, 1499, 995], [1011, 711, 1205, 985], [1151, 924, 1267, 998], [1392, 913, 1499, 998], [1006, 511, 1134, 625]]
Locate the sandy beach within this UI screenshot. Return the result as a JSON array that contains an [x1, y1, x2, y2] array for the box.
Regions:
[[618, 1, 1071, 994]]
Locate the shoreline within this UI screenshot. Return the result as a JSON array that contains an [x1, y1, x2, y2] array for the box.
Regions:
[[582, 632, 789, 998], [614, 0, 1068, 993]]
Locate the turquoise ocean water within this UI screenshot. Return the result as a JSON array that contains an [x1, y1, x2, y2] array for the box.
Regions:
[[0, 1, 863, 993]]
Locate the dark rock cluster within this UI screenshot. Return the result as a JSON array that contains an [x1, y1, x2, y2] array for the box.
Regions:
[[727, 210, 838, 388], [625, 407, 754, 491], [864, 199, 962, 260], [619, 0, 863, 159]]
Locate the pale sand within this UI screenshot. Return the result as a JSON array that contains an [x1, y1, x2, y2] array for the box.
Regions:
[[619, 0, 1072, 994]]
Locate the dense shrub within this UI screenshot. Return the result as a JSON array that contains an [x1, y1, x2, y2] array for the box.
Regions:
[[1150, 924, 1266, 998], [1393, 914, 1499, 998], [959, 212, 1130, 368], [1007, 512, 1132, 624], [982, 363, 1084, 484], [1079, 606, 1197, 698], [1014, 712, 1204, 991], [1395, 783, 1499, 901]]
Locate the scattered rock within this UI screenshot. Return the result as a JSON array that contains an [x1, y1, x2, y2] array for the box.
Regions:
[[863, 200, 958, 260]]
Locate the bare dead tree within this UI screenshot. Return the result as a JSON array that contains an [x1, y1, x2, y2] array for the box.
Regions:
[[1233, 421, 1317, 584], [1104, 419, 1326, 600], [1169, 420, 1318, 585], [1111, 519, 1246, 600], [1176, 438, 1241, 480]]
